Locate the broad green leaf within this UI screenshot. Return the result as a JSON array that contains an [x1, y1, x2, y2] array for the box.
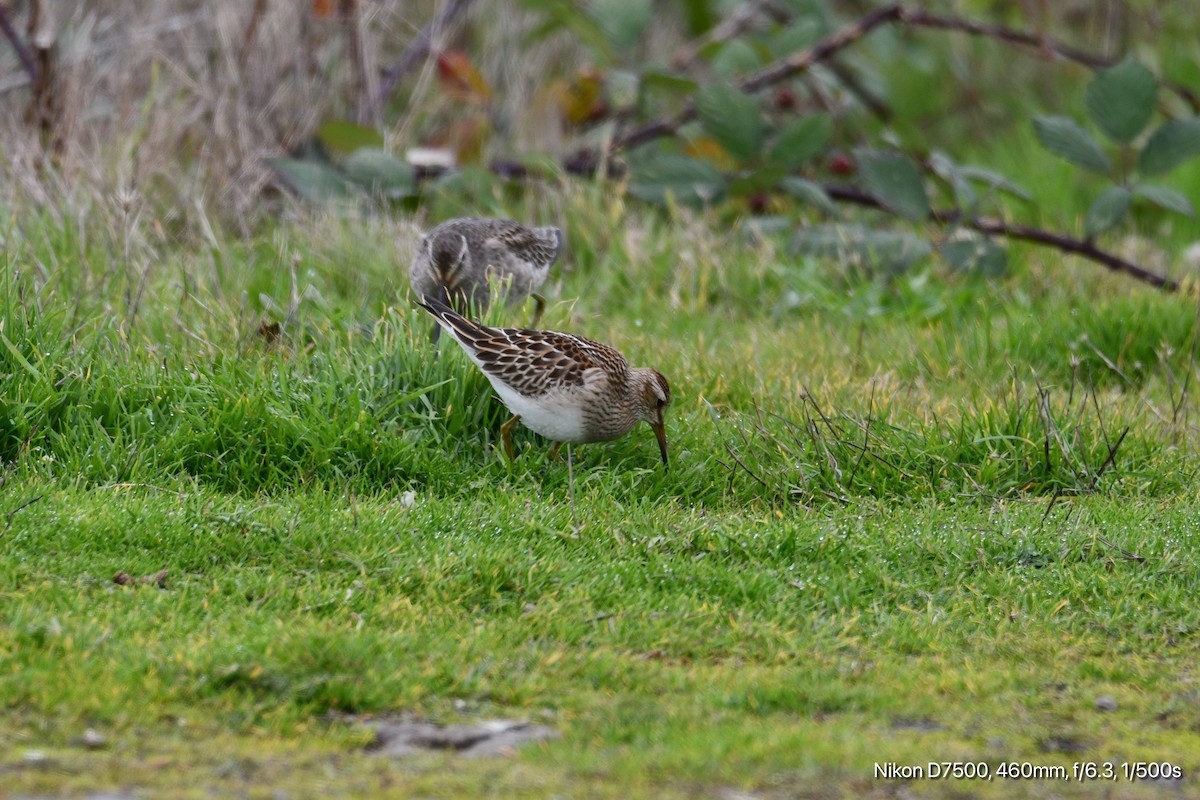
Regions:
[[641, 71, 699, 95], [315, 120, 384, 155], [1085, 57, 1157, 143], [941, 239, 1008, 276], [791, 224, 932, 274], [1134, 184, 1195, 217], [768, 114, 832, 171], [1033, 116, 1112, 175], [781, 177, 837, 215], [679, 0, 717, 35], [341, 148, 416, 199], [1137, 118, 1200, 176], [587, 0, 652, 50], [696, 83, 764, 162], [856, 149, 930, 222], [710, 39, 762, 81], [956, 165, 1033, 201], [627, 153, 726, 207], [769, 19, 822, 59], [267, 158, 353, 204], [927, 151, 976, 210], [525, 0, 613, 61], [1085, 186, 1132, 238]]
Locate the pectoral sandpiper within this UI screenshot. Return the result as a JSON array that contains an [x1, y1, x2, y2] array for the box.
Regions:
[[417, 294, 671, 467], [410, 217, 563, 341]]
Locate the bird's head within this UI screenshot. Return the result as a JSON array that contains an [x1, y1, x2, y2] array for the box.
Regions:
[[634, 368, 671, 467]]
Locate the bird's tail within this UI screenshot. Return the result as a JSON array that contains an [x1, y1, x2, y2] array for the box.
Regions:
[[417, 293, 491, 347]]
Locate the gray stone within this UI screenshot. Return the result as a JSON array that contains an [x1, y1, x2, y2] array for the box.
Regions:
[[366, 717, 558, 758]]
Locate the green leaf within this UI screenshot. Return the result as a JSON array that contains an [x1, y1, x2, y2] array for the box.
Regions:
[[1137, 118, 1200, 176], [1133, 184, 1195, 218], [729, 166, 785, 197], [768, 19, 822, 59], [1085, 57, 1157, 143], [940, 239, 1008, 276], [641, 71, 699, 95], [956, 165, 1033, 201], [267, 158, 353, 204], [1085, 186, 1132, 238], [768, 114, 832, 171], [927, 151, 976, 210], [790, 224, 932, 274], [315, 120, 384, 155], [524, 0, 613, 61], [341, 149, 416, 199], [587, 0, 652, 50], [709, 39, 762, 80], [695, 83, 764, 162], [679, 0, 718, 35], [856, 149, 930, 222], [627, 153, 726, 207], [780, 177, 837, 215], [1033, 116, 1112, 175]]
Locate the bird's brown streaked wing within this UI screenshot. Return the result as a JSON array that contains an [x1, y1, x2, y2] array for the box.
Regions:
[[471, 329, 626, 397], [485, 220, 561, 266]]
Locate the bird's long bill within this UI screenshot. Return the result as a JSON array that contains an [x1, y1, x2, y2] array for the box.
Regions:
[[651, 421, 669, 467]]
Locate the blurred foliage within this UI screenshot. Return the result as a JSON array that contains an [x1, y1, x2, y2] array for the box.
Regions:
[[266, 0, 1200, 283]]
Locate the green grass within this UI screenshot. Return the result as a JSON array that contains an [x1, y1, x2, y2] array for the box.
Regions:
[[2, 182, 1200, 798]]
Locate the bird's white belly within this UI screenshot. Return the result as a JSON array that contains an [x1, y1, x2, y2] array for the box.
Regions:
[[489, 380, 589, 443]]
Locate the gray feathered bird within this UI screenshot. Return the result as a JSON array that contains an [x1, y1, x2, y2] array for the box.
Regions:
[[410, 217, 563, 340]]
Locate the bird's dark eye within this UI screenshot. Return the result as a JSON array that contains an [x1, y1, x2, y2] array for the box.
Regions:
[[656, 398, 665, 408]]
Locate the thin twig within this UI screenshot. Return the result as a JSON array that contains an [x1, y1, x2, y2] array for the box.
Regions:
[[599, 3, 1198, 160], [6, 495, 44, 528], [847, 380, 876, 487], [237, 0, 270, 69], [1089, 426, 1129, 491], [898, 8, 1199, 113], [0, 3, 39, 83], [1096, 533, 1144, 563], [617, 4, 905, 154], [822, 183, 1181, 293], [340, 0, 369, 124], [367, 0, 475, 122], [1040, 487, 1063, 526], [825, 59, 892, 122], [671, 0, 774, 71]]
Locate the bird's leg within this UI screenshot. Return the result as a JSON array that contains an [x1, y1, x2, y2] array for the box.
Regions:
[[547, 441, 562, 461], [500, 415, 521, 461], [529, 292, 546, 328]]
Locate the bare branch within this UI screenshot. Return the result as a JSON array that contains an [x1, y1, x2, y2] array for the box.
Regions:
[[671, 0, 774, 72], [897, 8, 1200, 113], [822, 183, 1182, 293], [367, 0, 475, 122], [0, 2, 38, 83], [615, 4, 905, 153], [603, 2, 1198, 161]]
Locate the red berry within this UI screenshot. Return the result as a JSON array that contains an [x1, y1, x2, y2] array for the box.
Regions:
[[829, 153, 854, 175]]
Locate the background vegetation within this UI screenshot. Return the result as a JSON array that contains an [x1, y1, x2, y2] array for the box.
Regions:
[[1, 0, 1199, 797]]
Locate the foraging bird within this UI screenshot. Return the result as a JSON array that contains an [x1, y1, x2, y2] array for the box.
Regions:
[[417, 294, 671, 467], [410, 217, 563, 340]]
